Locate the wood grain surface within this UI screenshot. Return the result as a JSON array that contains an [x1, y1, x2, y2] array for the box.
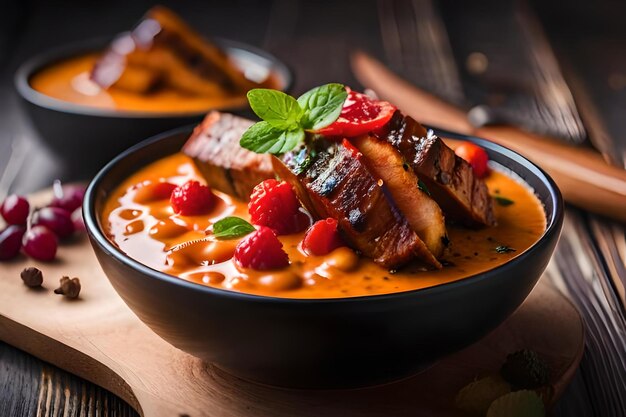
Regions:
[[0, 189, 584, 416], [0, 341, 136, 417]]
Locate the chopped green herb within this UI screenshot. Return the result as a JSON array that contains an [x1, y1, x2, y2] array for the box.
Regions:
[[493, 195, 515, 206], [240, 84, 347, 155], [292, 148, 317, 175], [212, 217, 256, 240], [495, 245, 516, 254], [418, 179, 431, 196]]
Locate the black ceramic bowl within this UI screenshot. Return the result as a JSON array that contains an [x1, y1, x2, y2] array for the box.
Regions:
[[84, 127, 563, 388], [15, 38, 292, 177]]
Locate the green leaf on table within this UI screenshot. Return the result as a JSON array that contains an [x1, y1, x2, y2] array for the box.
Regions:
[[212, 217, 256, 240]]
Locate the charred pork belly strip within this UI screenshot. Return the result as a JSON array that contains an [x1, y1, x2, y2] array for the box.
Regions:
[[352, 135, 448, 258], [91, 6, 257, 96], [182, 112, 273, 201], [376, 111, 496, 227], [273, 141, 441, 269]]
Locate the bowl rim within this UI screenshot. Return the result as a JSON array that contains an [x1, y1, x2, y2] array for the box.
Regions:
[[14, 36, 294, 119], [84, 125, 564, 305]]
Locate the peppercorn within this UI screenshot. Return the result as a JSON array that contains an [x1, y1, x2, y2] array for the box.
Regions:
[[54, 276, 81, 299], [20, 267, 43, 287]]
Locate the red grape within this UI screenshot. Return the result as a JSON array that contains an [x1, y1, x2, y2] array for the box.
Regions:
[[0, 225, 25, 260], [0, 195, 30, 225], [23, 225, 58, 261], [33, 207, 75, 239], [50, 184, 85, 213]]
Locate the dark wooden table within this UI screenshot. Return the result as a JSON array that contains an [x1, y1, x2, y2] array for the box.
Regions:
[[1, 0, 625, 415]]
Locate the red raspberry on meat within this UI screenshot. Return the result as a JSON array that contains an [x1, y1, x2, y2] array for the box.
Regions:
[[234, 226, 289, 270], [302, 218, 345, 256], [248, 179, 307, 235], [170, 180, 215, 215]]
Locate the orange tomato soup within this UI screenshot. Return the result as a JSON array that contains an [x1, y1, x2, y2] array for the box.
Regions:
[[30, 53, 276, 113], [102, 152, 546, 299]]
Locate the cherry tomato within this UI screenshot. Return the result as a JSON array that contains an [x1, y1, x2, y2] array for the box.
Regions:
[[455, 142, 489, 178]]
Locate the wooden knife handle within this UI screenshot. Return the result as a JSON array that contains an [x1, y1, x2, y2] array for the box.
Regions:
[[352, 52, 626, 223]]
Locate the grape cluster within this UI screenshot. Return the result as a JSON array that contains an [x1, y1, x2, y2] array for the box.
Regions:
[[0, 183, 85, 261]]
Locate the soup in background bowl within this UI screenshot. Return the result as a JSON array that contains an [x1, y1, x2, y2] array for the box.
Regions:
[[84, 124, 563, 388], [15, 38, 292, 176]]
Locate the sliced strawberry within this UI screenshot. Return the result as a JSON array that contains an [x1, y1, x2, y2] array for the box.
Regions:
[[316, 89, 396, 138], [234, 226, 289, 270], [302, 218, 345, 256], [455, 142, 490, 178]]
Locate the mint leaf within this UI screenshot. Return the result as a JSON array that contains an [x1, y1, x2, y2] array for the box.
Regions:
[[241, 83, 347, 154], [213, 217, 256, 239], [298, 83, 347, 130], [247, 89, 302, 129], [240, 121, 305, 154]]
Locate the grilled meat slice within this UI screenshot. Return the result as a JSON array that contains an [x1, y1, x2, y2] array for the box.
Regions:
[[183, 112, 273, 200], [273, 141, 441, 269], [377, 111, 496, 227], [91, 6, 258, 96], [352, 135, 448, 258]]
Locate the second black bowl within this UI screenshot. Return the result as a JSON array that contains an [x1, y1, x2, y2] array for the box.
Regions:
[[84, 126, 563, 388], [15, 38, 292, 177]]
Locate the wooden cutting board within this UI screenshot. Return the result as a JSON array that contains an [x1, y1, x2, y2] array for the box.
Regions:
[[0, 191, 584, 417]]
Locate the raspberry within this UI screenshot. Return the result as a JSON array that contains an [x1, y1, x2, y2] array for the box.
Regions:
[[170, 180, 215, 215], [234, 226, 289, 270], [302, 218, 345, 256], [248, 179, 307, 235]]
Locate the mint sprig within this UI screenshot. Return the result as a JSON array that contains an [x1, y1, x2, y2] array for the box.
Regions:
[[240, 83, 347, 155], [212, 217, 256, 240]]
